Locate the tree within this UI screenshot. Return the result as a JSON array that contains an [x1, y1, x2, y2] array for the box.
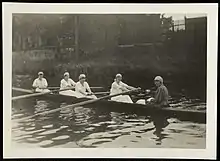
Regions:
[[160, 14, 174, 42]]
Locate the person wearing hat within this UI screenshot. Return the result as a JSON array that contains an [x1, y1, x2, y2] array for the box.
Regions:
[[59, 72, 77, 96], [32, 71, 50, 93], [148, 76, 169, 107], [75, 74, 97, 99], [110, 73, 140, 103]]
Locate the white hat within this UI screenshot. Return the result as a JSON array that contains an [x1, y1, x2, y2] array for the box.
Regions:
[[154, 76, 163, 83], [38, 71, 44, 75], [79, 74, 86, 80], [116, 73, 122, 78], [64, 72, 70, 76]]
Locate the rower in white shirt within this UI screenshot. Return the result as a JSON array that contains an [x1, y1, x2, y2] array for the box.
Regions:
[[110, 73, 139, 103], [75, 74, 97, 99], [32, 72, 50, 93], [59, 72, 77, 97]]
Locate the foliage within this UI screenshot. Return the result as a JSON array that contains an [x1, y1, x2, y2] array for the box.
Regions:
[[12, 14, 163, 54]]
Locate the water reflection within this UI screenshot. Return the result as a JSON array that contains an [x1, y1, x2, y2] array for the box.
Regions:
[[12, 97, 206, 148], [150, 114, 170, 145], [12, 74, 206, 148]]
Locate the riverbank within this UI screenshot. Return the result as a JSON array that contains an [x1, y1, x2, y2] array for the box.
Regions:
[[12, 46, 204, 76], [12, 48, 206, 101]]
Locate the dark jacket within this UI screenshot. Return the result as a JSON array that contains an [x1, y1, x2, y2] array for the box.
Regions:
[[154, 84, 169, 106]]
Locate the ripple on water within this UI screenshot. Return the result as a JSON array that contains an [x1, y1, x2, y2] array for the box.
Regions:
[[13, 113, 24, 118], [53, 142, 79, 148], [107, 124, 121, 128], [39, 129, 59, 135], [85, 127, 95, 131], [14, 129, 46, 136], [93, 132, 121, 139], [84, 132, 121, 140], [60, 125, 68, 129], [85, 133, 104, 139], [27, 138, 39, 142], [36, 136, 45, 139], [75, 122, 88, 126], [22, 118, 35, 123], [42, 124, 53, 129], [74, 130, 85, 134], [91, 124, 101, 127], [12, 126, 24, 131], [79, 138, 112, 147], [52, 135, 70, 141], [25, 127, 35, 131], [39, 140, 54, 146], [14, 134, 33, 140], [105, 121, 117, 124]]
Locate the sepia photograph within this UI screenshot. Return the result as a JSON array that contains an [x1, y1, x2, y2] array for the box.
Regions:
[[3, 3, 217, 159]]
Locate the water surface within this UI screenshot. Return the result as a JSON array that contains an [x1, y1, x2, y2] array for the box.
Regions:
[[11, 75, 206, 148]]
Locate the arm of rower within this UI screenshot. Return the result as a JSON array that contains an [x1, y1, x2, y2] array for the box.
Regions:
[[32, 79, 38, 89], [118, 85, 129, 92], [85, 82, 92, 94], [127, 85, 137, 90], [60, 80, 67, 89], [70, 79, 76, 88], [42, 79, 48, 89], [121, 82, 136, 91]]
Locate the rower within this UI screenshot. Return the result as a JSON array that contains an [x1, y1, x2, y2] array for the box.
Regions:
[[150, 76, 169, 107], [110, 73, 140, 103], [59, 72, 77, 96], [75, 74, 97, 99], [32, 72, 50, 93], [137, 76, 169, 107]]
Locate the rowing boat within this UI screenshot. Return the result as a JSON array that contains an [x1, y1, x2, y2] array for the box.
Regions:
[[12, 87, 206, 123]]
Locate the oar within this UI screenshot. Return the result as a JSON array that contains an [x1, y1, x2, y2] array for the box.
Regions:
[[12, 87, 33, 94], [12, 87, 75, 101], [93, 91, 110, 95], [47, 86, 104, 90], [13, 88, 140, 122]]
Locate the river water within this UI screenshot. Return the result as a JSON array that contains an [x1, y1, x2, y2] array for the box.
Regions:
[[11, 75, 206, 148]]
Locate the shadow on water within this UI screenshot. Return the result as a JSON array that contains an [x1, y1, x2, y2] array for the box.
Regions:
[[149, 114, 170, 145]]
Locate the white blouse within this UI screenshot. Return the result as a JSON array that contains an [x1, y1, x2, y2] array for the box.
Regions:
[[32, 78, 48, 89], [75, 81, 91, 95], [110, 81, 129, 95], [60, 78, 76, 90]]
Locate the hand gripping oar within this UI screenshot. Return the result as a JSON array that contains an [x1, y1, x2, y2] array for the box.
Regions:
[[12, 87, 75, 101], [131, 89, 151, 102], [13, 88, 140, 122]]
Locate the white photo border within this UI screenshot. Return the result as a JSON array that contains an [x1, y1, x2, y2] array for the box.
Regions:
[[3, 3, 218, 159]]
